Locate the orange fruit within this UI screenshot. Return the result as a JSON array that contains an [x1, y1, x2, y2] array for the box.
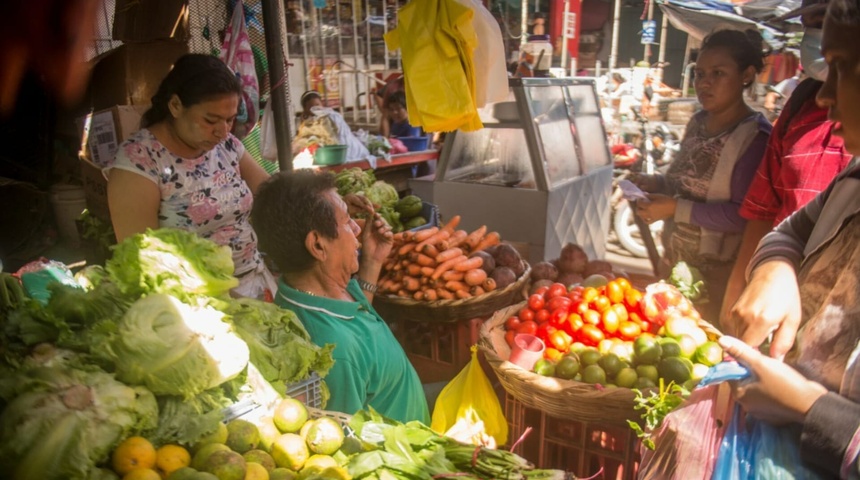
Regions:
[[121, 468, 161, 480], [155, 444, 191, 477], [112, 436, 157, 475]]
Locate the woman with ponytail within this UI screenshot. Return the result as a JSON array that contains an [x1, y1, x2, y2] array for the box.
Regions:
[[106, 53, 275, 299]]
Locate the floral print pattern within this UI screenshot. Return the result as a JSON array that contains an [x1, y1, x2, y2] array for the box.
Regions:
[[107, 129, 262, 277]]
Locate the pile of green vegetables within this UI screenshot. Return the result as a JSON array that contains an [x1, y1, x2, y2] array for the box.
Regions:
[[0, 228, 333, 480], [346, 409, 574, 479], [334, 168, 428, 232]]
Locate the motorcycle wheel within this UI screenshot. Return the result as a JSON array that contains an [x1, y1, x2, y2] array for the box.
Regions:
[[613, 200, 664, 258]]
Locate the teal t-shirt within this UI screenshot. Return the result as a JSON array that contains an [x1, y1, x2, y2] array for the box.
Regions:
[[275, 279, 430, 424]]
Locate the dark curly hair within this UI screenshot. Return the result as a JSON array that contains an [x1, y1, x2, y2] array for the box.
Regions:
[[141, 54, 242, 128], [700, 29, 768, 75], [251, 170, 339, 274]]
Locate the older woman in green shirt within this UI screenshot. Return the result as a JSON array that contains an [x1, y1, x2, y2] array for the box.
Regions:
[[251, 170, 429, 423]]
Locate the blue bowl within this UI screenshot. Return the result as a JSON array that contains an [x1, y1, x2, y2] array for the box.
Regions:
[[399, 136, 431, 152]]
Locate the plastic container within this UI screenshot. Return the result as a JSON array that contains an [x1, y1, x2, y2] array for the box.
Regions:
[[313, 145, 348, 166], [523, 34, 553, 73], [398, 136, 432, 152], [408, 201, 441, 232], [508, 334, 545, 371], [49, 184, 87, 247]]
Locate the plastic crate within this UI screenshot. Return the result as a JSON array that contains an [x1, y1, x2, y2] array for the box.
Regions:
[[505, 394, 640, 480], [407, 201, 441, 232], [387, 316, 482, 384], [286, 372, 324, 409]]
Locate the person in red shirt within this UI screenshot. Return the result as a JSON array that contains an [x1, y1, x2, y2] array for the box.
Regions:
[[720, 0, 853, 325]]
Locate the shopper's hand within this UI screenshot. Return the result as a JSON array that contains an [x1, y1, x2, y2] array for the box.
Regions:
[[343, 193, 375, 218], [728, 260, 801, 360], [719, 336, 827, 425], [635, 193, 676, 224], [630, 173, 662, 193], [360, 213, 394, 265]]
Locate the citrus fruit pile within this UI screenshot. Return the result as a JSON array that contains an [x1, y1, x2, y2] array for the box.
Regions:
[[504, 278, 722, 390], [106, 397, 350, 480]]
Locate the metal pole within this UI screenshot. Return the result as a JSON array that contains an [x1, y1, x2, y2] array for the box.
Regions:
[[560, 0, 570, 70], [643, 0, 654, 63], [316, 6, 326, 105], [382, 0, 389, 70], [609, 0, 621, 71], [299, 0, 311, 93], [352, 0, 362, 124], [261, 0, 294, 171], [658, 11, 668, 81], [681, 36, 693, 96], [521, 0, 528, 46], [335, 0, 344, 117]]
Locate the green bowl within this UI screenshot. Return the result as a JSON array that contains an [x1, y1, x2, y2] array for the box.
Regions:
[[313, 145, 348, 166]]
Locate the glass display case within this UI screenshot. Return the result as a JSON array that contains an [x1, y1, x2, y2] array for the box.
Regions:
[[409, 77, 613, 263]]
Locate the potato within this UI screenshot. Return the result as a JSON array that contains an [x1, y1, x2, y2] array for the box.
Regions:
[[531, 261, 559, 282], [583, 260, 613, 277], [492, 243, 523, 269], [529, 279, 555, 295], [471, 251, 496, 275], [490, 266, 517, 289], [558, 243, 589, 274], [557, 272, 584, 288]]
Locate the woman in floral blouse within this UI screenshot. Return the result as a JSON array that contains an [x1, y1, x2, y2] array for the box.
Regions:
[[106, 54, 274, 299]]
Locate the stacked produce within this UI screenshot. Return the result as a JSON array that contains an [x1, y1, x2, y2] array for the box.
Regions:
[[334, 168, 429, 232], [502, 273, 721, 392], [378, 214, 531, 301], [0, 228, 333, 480]]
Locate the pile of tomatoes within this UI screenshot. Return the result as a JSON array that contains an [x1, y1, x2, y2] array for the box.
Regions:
[[504, 278, 672, 362]]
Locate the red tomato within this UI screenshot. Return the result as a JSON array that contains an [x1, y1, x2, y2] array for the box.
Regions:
[[528, 294, 546, 311], [548, 330, 573, 352], [505, 315, 522, 331], [624, 288, 643, 311], [629, 311, 644, 326], [505, 330, 517, 348], [534, 285, 550, 297], [544, 347, 564, 362], [567, 290, 583, 302], [655, 288, 683, 309], [606, 280, 624, 304], [618, 321, 642, 340], [536, 308, 551, 324], [547, 296, 572, 313], [549, 307, 568, 327], [583, 309, 601, 326], [569, 285, 585, 295], [573, 301, 590, 316], [564, 313, 584, 335], [601, 308, 620, 335], [640, 296, 661, 322], [580, 324, 605, 346], [547, 283, 568, 299], [535, 322, 553, 342], [519, 307, 536, 323], [517, 320, 538, 336], [615, 277, 632, 291], [593, 295, 612, 313], [582, 287, 599, 304], [611, 303, 629, 323]]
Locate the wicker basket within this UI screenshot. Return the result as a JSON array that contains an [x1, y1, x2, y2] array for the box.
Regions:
[[479, 301, 722, 426], [372, 266, 531, 323]]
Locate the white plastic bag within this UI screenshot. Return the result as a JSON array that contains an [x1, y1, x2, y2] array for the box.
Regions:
[[453, 0, 509, 106], [261, 101, 277, 161]]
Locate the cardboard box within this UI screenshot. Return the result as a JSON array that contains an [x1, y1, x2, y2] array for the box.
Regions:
[[78, 105, 148, 167], [88, 41, 188, 111], [80, 157, 111, 222], [112, 0, 190, 43]]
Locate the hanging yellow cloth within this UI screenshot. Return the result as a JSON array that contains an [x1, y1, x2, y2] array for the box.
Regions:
[[385, 0, 483, 132]]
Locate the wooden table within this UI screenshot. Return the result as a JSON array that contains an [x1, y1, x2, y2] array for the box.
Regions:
[[319, 150, 439, 193]]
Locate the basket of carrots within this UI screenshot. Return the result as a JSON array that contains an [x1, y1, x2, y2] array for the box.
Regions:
[[372, 215, 531, 323]]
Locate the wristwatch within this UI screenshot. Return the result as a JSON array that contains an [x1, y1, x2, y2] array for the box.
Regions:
[[355, 278, 378, 294]]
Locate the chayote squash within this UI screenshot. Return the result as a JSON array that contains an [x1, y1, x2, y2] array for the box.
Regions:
[[394, 195, 423, 219]]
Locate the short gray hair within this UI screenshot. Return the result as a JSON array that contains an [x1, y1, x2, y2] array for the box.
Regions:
[[828, 0, 860, 24]]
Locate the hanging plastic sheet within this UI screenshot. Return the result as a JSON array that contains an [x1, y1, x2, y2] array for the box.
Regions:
[[220, 0, 259, 139]]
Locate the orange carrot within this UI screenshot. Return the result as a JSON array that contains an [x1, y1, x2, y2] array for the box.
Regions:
[[442, 270, 465, 282], [462, 225, 488, 251], [421, 243, 441, 258], [437, 288, 454, 300], [455, 290, 473, 299], [435, 247, 464, 264], [446, 229, 469, 248], [470, 286, 486, 296], [453, 256, 483, 272], [393, 231, 410, 243], [406, 264, 422, 277], [398, 242, 417, 256], [414, 253, 437, 267], [473, 232, 501, 252], [416, 229, 451, 251], [431, 255, 468, 280], [413, 290, 425, 300], [397, 289, 409, 297], [413, 227, 439, 243], [482, 277, 497, 292], [402, 276, 421, 292], [440, 215, 462, 235], [424, 289, 438, 301], [420, 266, 435, 277], [445, 280, 469, 292], [464, 268, 488, 286]]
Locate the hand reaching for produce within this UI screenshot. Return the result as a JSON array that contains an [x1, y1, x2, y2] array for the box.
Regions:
[[719, 336, 827, 425], [727, 259, 801, 360], [635, 194, 676, 224], [630, 173, 663, 193], [343, 193, 375, 218]]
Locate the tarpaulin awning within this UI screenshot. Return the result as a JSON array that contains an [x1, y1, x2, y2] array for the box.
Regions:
[[657, 0, 787, 48]]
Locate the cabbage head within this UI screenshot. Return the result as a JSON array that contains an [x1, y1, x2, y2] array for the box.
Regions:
[[107, 228, 239, 300], [364, 181, 399, 208], [112, 293, 249, 398], [0, 365, 157, 480]]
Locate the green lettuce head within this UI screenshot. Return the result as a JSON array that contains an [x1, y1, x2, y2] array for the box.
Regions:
[[112, 293, 250, 398], [107, 228, 239, 300], [364, 181, 399, 208]]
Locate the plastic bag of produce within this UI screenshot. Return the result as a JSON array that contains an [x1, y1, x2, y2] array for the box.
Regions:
[[430, 346, 507, 447], [638, 382, 734, 480]]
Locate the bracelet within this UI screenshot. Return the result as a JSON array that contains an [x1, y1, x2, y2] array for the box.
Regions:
[[355, 278, 378, 294]]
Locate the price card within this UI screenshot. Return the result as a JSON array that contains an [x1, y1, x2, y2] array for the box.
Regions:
[[619, 179, 650, 202]]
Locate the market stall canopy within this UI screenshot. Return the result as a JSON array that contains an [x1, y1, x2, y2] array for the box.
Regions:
[[657, 0, 787, 48]]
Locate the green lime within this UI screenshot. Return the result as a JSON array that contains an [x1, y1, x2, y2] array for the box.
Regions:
[[658, 337, 682, 358], [569, 342, 588, 354], [677, 335, 698, 359], [691, 363, 710, 381], [582, 364, 607, 384], [556, 355, 581, 380], [658, 357, 692, 385], [664, 316, 698, 339], [615, 367, 638, 389], [689, 327, 708, 347], [694, 341, 723, 367], [598, 353, 624, 377], [635, 364, 659, 384], [573, 373, 582, 382], [534, 359, 557, 377], [580, 348, 602, 366], [682, 379, 698, 391], [634, 377, 657, 389], [633, 336, 662, 365]]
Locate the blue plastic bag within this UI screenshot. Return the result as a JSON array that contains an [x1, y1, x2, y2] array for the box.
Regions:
[[713, 404, 754, 479]]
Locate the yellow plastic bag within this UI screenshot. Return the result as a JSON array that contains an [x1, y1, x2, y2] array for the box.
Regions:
[[430, 346, 508, 447]]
